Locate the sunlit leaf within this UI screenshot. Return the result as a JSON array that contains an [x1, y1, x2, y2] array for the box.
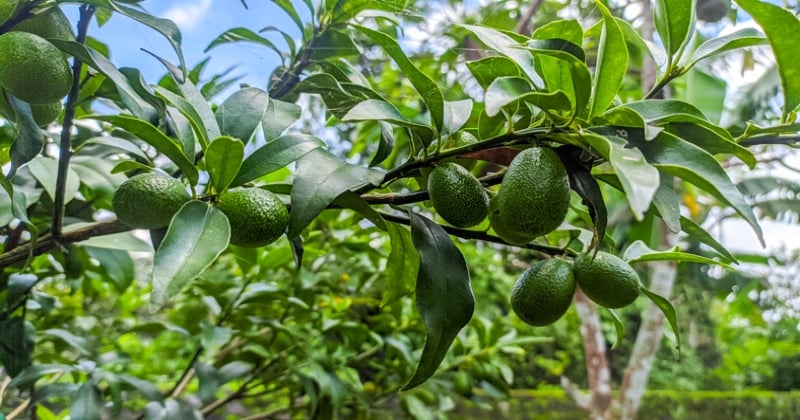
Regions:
[[232, 134, 324, 187], [590, 0, 628, 117], [205, 136, 244, 194]]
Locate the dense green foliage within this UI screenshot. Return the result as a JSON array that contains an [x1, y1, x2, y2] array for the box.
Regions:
[[0, 0, 799, 418]]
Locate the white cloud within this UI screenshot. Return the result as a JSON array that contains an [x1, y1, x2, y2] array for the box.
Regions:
[[162, 0, 214, 31]]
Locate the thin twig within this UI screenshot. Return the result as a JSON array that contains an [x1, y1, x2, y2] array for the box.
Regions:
[[52, 5, 96, 237], [514, 0, 545, 35]]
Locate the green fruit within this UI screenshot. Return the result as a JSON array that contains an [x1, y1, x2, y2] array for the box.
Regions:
[[216, 188, 289, 248], [510, 258, 575, 326], [0, 91, 61, 126], [112, 173, 190, 229], [573, 251, 640, 309], [0, 32, 72, 104], [496, 147, 569, 238], [0, 0, 20, 25], [488, 196, 535, 245], [427, 162, 489, 228], [453, 370, 473, 396], [12, 6, 75, 41]]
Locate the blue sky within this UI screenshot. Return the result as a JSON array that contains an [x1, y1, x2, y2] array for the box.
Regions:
[[68, 1, 303, 94]]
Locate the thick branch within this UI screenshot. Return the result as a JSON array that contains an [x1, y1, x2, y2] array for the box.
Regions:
[[570, 289, 612, 419], [0, 221, 129, 268]]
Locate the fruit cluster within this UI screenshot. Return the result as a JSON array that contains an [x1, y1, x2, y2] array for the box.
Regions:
[[425, 144, 641, 325], [0, 3, 74, 125], [111, 173, 290, 248]]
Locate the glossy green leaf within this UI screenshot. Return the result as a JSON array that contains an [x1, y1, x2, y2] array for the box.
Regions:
[[272, 0, 305, 34], [640, 286, 681, 355], [232, 134, 324, 187], [216, 87, 270, 142], [0, 317, 34, 377], [78, 0, 186, 76], [355, 25, 444, 132], [370, 121, 394, 167], [288, 148, 383, 238], [580, 133, 659, 219], [590, 0, 628, 117], [85, 246, 136, 292], [631, 131, 764, 246], [684, 27, 766, 66], [74, 136, 151, 161], [381, 222, 420, 306], [653, 0, 695, 59], [51, 40, 160, 123], [205, 27, 283, 58], [342, 99, 434, 140], [69, 382, 101, 420], [532, 19, 583, 46], [679, 216, 738, 263], [624, 240, 731, 268], [26, 156, 80, 205], [263, 97, 301, 140], [6, 95, 44, 178], [606, 309, 625, 350], [154, 83, 220, 151], [664, 122, 756, 168], [403, 212, 474, 390], [484, 76, 571, 117], [651, 172, 681, 233], [206, 136, 244, 194], [311, 29, 361, 60], [680, 69, 727, 124], [295, 73, 381, 119], [623, 99, 708, 121], [466, 56, 520, 90], [89, 115, 198, 185], [736, 0, 800, 118], [443, 100, 473, 135], [149, 201, 230, 311], [333, 190, 387, 230], [0, 186, 13, 226], [526, 46, 592, 117], [460, 24, 542, 87]]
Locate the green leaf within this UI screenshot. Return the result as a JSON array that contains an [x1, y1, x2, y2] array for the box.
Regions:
[[381, 222, 420, 306], [206, 136, 244, 194], [0, 317, 34, 377], [354, 25, 445, 132], [640, 286, 681, 356], [466, 56, 520, 90], [311, 29, 361, 60], [653, 0, 695, 60], [606, 308, 625, 350], [679, 216, 737, 263], [288, 148, 383, 238], [484, 77, 572, 117], [6, 95, 44, 178], [89, 115, 198, 185], [736, 0, 800, 118], [85, 247, 136, 292], [272, 0, 305, 35], [631, 131, 764, 246], [263, 98, 302, 140], [533, 19, 583, 46], [460, 24, 543, 87], [651, 172, 681, 233], [579, 133, 659, 219], [684, 27, 766, 66], [623, 99, 708, 121], [0, 186, 13, 226], [590, 0, 628, 117], [403, 212, 474, 390], [8, 364, 72, 389], [558, 146, 607, 248], [51, 40, 160, 122], [342, 99, 435, 140], [526, 44, 592, 117], [116, 374, 163, 401], [154, 81, 221, 150], [205, 27, 283, 58], [663, 121, 756, 168], [333, 190, 387, 230], [443, 100, 473, 136], [41, 329, 92, 356], [231, 134, 324, 187], [26, 156, 80, 205], [69, 382, 102, 420], [370, 121, 394, 167], [149, 201, 230, 311], [216, 87, 270, 142], [623, 240, 731, 268]]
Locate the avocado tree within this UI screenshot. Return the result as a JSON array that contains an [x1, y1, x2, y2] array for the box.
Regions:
[[1, 0, 799, 418]]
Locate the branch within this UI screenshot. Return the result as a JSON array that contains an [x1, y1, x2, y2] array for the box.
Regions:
[[52, 5, 96, 237], [739, 135, 800, 147], [514, 0, 545, 35], [569, 289, 612, 417], [0, 221, 129, 269]]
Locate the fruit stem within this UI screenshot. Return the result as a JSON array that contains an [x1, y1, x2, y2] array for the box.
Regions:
[[52, 5, 95, 238]]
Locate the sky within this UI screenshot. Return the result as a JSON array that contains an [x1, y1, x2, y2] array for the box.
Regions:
[[68, 1, 301, 93]]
